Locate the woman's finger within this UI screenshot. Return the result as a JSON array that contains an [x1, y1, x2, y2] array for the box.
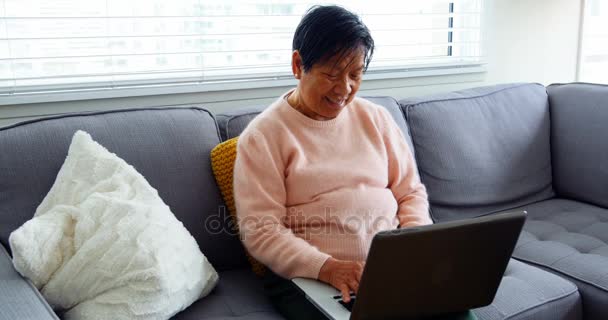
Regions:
[[339, 283, 351, 302], [348, 279, 359, 293]]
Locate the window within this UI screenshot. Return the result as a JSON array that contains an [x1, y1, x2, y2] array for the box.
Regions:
[[0, 0, 483, 100], [579, 0, 608, 84]]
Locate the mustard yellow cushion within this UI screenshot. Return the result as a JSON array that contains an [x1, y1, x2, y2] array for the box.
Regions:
[[210, 137, 266, 276]]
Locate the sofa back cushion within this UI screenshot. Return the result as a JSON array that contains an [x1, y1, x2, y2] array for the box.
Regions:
[[0, 107, 248, 271], [216, 96, 414, 150], [216, 106, 266, 141], [548, 83, 608, 208], [400, 83, 555, 221], [365, 96, 415, 152]]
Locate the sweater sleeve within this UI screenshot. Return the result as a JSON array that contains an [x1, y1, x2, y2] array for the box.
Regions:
[[379, 109, 433, 227], [233, 128, 331, 279]]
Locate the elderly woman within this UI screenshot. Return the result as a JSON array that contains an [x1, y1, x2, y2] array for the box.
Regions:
[[234, 5, 476, 320]]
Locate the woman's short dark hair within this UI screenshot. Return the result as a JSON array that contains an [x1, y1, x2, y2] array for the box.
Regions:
[[292, 5, 375, 72]]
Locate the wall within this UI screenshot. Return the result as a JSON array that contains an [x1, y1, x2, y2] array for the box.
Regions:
[[483, 0, 582, 86], [0, 0, 582, 127]]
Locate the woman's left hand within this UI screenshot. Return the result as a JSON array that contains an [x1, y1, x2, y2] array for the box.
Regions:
[[318, 257, 365, 302]]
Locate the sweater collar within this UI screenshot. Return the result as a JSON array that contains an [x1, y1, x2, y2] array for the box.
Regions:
[[280, 89, 349, 128]]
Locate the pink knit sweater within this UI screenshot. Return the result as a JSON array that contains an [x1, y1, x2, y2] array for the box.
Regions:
[[233, 92, 432, 280]]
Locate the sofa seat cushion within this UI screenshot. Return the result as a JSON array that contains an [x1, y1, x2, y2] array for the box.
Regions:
[[0, 245, 58, 320], [173, 263, 581, 320], [172, 264, 580, 320], [172, 269, 282, 320], [474, 259, 581, 320], [512, 198, 608, 320]]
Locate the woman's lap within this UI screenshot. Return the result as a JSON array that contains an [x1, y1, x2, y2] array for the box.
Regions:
[[262, 271, 477, 320]]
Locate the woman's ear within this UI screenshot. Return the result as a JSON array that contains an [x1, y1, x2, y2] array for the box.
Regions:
[[291, 50, 303, 79]]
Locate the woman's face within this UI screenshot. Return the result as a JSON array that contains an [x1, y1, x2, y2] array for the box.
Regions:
[[291, 48, 365, 120]]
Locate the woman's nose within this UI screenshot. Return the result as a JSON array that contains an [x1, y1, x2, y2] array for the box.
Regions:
[[334, 76, 353, 96]]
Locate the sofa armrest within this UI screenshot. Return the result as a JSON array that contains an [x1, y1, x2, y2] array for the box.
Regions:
[[0, 244, 58, 320]]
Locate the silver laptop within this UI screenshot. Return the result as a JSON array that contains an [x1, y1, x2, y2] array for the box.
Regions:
[[292, 210, 527, 320]]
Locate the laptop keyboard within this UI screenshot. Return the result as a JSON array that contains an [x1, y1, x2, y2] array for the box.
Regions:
[[332, 294, 356, 312]]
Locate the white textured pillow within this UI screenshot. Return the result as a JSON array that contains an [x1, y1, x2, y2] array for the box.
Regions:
[[9, 130, 218, 320]]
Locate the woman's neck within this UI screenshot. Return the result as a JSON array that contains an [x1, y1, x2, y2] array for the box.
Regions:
[[285, 89, 336, 121]]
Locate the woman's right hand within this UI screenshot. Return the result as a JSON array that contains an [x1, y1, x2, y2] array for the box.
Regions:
[[318, 257, 365, 303]]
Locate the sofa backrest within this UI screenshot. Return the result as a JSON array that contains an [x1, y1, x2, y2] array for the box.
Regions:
[[0, 107, 249, 271], [216, 105, 266, 141], [548, 82, 608, 209], [216, 96, 415, 152], [400, 83, 555, 221], [366, 96, 415, 152]]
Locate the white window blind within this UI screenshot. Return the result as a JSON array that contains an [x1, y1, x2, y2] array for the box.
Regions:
[[579, 0, 608, 84], [0, 0, 483, 98]]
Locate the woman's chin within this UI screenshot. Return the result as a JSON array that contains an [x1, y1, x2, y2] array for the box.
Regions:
[[319, 107, 344, 119], [323, 101, 347, 115]]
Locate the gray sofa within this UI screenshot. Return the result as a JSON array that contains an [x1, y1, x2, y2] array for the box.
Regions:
[[0, 82, 606, 320]]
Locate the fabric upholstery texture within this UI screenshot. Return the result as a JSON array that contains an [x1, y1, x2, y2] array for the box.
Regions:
[[216, 106, 266, 142], [0, 107, 249, 272], [473, 259, 581, 320], [511, 198, 608, 320], [363, 96, 415, 152], [548, 82, 608, 209], [9, 131, 218, 320], [3, 85, 605, 320], [400, 83, 555, 221], [172, 269, 283, 320], [173, 261, 582, 320], [0, 245, 58, 320], [210, 137, 266, 276]]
